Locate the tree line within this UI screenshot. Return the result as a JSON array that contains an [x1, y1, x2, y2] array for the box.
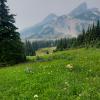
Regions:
[[56, 21, 100, 50], [24, 40, 55, 56]]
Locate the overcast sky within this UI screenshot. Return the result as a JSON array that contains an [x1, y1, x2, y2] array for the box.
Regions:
[[8, 0, 100, 31]]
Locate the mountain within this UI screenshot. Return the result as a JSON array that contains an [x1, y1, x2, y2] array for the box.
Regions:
[[21, 2, 100, 41], [42, 13, 58, 24], [21, 14, 58, 39], [69, 2, 88, 17]]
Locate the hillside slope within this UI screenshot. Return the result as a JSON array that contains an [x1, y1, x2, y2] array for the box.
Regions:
[[0, 48, 100, 99]]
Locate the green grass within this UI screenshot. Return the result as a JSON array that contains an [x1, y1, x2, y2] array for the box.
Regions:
[[0, 48, 100, 100]]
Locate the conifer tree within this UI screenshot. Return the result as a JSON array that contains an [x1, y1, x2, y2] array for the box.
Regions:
[[25, 40, 35, 56], [0, 0, 26, 66], [96, 20, 100, 40]]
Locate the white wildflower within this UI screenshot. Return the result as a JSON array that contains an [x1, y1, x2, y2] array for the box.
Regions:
[[86, 77, 89, 80], [89, 69, 92, 72], [79, 93, 82, 97], [34, 94, 38, 98], [66, 64, 73, 69], [65, 82, 68, 85], [48, 72, 51, 74], [63, 88, 67, 90], [65, 82, 69, 87], [25, 67, 33, 73]]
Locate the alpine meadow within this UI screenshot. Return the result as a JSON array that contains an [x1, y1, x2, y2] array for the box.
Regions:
[[0, 0, 100, 100]]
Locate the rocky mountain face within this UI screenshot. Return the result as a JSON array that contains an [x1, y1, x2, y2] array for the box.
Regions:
[[21, 2, 100, 41], [69, 2, 88, 17]]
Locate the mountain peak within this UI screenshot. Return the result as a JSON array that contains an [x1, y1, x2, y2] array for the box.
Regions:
[[79, 2, 87, 8], [69, 2, 88, 17], [47, 13, 57, 17], [42, 13, 57, 23]]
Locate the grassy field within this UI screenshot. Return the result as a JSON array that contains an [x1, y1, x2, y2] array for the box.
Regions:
[[0, 48, 100, 100]]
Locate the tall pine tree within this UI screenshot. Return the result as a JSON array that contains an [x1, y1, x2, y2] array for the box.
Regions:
[[0, 0, 26, 66]]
